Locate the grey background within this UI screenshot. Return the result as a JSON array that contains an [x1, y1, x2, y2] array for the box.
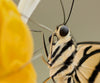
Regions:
[[14, 0, 100, 83]]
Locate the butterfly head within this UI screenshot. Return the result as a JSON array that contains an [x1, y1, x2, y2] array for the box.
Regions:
[[56, 24, 70, 38], [49, 25, 71, 45]]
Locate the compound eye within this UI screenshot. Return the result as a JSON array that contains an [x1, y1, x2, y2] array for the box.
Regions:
[[60, 25, 69, 36]]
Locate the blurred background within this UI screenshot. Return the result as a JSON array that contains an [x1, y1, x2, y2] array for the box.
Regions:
[[14, 0, 100, 83]]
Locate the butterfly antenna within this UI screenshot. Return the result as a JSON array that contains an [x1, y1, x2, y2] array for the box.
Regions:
[[60, 0, 66, 24], [64, 0, 74, 25]]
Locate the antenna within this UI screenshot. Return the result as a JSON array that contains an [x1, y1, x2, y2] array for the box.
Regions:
[[64, 0, 74, 25], [60, 0, 66, 24]]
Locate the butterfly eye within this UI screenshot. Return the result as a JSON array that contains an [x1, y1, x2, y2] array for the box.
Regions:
[[60, 25, 69, 36]]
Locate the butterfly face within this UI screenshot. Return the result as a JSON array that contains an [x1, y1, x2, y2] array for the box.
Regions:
[[49, 25, 71, 46]]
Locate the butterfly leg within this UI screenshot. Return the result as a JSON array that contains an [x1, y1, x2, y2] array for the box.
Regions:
[[43, 77, 51, 83], [41, 55, 50, 67]]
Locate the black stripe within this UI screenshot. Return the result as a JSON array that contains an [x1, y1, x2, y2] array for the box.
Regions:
[[52, 51, 76, 78], [66, 69, 81, 83], [51, 46, 60, 58], [68, 77, 71, 83], [77, 46, 100, 68], [51, 77, 56, 83], [77, 41, 100, 45], [75, 71, 80, 83], [83, 46, 92, 56], [50, 39, 73, 66], [66, 70, 75, 76], [89, 62, 100, 83], [64, 51, 76, 66]]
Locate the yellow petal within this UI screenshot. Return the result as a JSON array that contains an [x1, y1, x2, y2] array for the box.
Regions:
[[0, 0, 36, 83], [0, 63, 36, 83]]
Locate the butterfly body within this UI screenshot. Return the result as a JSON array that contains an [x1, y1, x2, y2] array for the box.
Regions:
[[45, 25, 100, 83]]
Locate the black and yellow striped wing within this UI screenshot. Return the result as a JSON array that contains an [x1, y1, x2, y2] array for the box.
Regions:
[[72, 42, 100, 83]]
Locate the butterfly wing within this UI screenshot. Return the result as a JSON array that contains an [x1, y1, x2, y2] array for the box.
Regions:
[[73, 42, 100, 83]]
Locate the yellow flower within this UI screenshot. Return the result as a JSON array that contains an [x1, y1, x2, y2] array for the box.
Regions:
[[0, 0, 36, 83]]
